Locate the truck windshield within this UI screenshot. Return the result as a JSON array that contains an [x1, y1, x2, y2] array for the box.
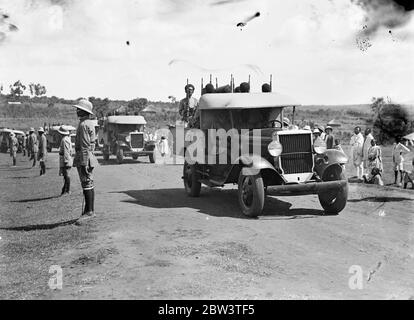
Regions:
[[116, 124, 141, 133], [232, 107, 282, 130]]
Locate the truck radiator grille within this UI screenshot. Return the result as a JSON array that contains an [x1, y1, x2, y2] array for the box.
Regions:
[[279, 134, 313, 174], [130, 133, 144, 148]]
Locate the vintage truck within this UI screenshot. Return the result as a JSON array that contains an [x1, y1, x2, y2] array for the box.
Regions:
[[101, 115, 156, 164]]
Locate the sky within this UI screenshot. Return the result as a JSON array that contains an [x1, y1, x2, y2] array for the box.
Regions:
[[0, 0, 413, 105]]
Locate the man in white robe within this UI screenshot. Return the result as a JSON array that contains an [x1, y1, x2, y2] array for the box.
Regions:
[[350, 126, 364, 180], [362, 128, 374, 170]]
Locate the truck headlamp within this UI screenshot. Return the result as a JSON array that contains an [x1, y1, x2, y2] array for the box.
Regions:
[[268, 141, 282, 157], [125, 135, 131, 143]]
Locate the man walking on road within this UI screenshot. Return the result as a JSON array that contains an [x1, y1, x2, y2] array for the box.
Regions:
[[37, 127, 47, 176], [73, 99, 98, 223]]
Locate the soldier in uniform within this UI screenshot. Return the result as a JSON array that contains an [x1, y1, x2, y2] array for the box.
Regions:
[[26, 130, 33, 159], [9, 132, 18, 167], [178, 84, 199, 127], [72, 99, 98, 222], [37, 127, 47, 175], [58, 126, 73, 195], [29, 128, 39, 167], [21, 132, 27, 156]]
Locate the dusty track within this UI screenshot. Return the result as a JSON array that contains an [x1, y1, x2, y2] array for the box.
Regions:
[[1, 152, 413, 299]]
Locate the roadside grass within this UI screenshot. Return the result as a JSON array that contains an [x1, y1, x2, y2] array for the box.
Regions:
[[0, 153, 96, 299], [0, 225, 94, 299]]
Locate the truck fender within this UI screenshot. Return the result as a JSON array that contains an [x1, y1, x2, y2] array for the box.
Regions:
[[314, 149, 348, 178], [236, 155, 276, 176]]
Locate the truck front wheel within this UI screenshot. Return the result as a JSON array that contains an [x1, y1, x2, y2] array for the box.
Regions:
[[183, 161, 201, 197], [149, 152, 155, 163], [237, 172, 265, 218], [318, 166, 348, 215]]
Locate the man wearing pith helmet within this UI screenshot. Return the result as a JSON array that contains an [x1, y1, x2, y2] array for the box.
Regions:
[[72, 99, 98, 223], [37, 127, 47, 176]]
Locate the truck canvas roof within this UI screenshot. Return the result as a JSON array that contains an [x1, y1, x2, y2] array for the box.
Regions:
[[199, 92, 300, 110], [107, 115, 147, 125]]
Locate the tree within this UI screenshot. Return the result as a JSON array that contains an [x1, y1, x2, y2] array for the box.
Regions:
[[89, 97, 110, 118], [127, 97, 148, 113], [29, 83, 35, 96], [371, 97, 410, 144], [371, 97, 385, 115], [9, 80, 26, 97], [34, 84, 47, 97]]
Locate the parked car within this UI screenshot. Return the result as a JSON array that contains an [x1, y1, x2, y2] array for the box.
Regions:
[[182, 92, 349, 217], [46, 125, 76, 152], [101, 115, 156, 164]]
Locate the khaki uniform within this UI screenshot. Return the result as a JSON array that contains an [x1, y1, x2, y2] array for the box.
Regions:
[[9, 135, 18, 165], [29, 132, 38, 166], [59, 135, 73, 194], [59, 135, 73, 169], [73, 117, 98, 190], [38, 134, 48, 162]]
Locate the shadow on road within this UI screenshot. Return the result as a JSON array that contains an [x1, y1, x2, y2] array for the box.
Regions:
[[0, 218, 80, 231], [114, 188, 324, 219], [348, 196, 413, 203], [97, 158, 152, 166], [11, 195, 61, 203], [6, 176, 33, 180]]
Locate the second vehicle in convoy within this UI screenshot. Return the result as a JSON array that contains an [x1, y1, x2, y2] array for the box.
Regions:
[[101, 115, 156, 164]]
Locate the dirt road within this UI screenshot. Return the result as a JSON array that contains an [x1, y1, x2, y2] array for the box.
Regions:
[[1, 151, 414, 299]]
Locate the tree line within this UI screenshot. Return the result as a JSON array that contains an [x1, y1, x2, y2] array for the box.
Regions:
[[0, 80, 47, 98]]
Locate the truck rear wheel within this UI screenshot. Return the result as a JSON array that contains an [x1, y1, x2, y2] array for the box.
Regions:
[[183, 161, 201, 197], [238, 172, 265, 217], [149, 152, 155, 163], [318, 166, 348, 215], [116, 148, 124, 164]]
